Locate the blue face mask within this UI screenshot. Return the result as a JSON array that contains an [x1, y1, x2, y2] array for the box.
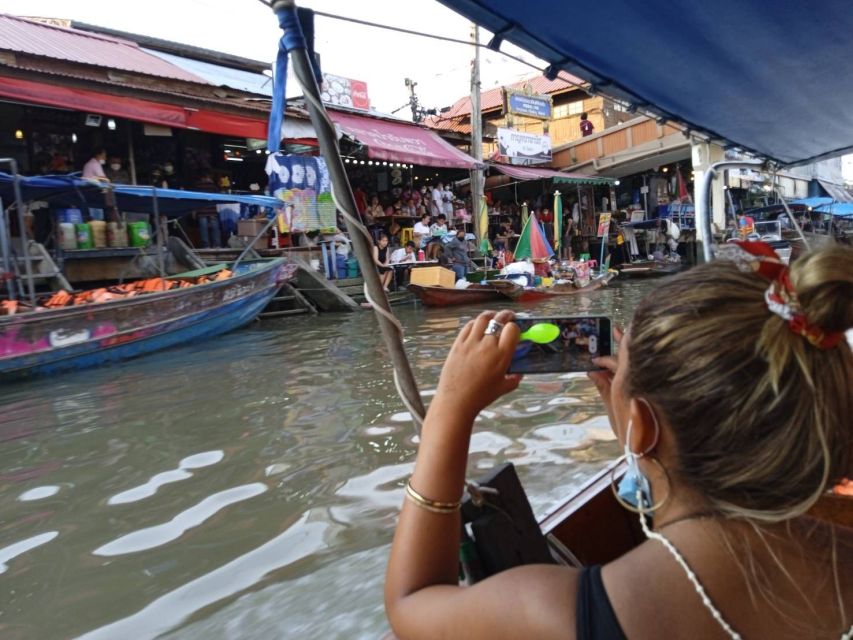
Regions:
[[617, 420, 653, 509]]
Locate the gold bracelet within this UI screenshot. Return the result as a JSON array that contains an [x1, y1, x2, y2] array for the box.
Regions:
[[405, 481, 461, 514]]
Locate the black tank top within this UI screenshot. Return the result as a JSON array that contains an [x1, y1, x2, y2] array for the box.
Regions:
[[576, 565, 627, 640], [378, 245, 388, 263]]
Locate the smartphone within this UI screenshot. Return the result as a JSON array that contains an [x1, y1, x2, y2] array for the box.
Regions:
[[508, 316, 612, 374]]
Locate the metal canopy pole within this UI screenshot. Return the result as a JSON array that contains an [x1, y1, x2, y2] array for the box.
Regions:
[[696, 159, 764, 262], [0, 158, 36, 305], [150, 188, 168, 287], [274, 0, 425, 425], [0, 195, 15, 300]]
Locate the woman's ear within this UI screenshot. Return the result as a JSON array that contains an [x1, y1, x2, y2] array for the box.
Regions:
[[628, 398, 660, 455]]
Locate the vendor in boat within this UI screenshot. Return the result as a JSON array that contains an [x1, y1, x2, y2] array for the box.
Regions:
[[444, 229, 476, 281], [372, 233, 394, 292], [737, 211, 756, 238], [385, 244, 853, 639]]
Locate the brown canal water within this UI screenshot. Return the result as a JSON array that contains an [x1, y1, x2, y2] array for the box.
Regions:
[[0, 279, 657, 639]]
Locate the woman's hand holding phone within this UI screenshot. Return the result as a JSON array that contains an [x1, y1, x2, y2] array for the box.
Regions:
[[588, 326, 622, 433], [431, 309, 523, 425]]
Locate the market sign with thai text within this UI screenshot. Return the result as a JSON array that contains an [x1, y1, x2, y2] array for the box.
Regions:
[[497, 127, 551, 164], [504, 89, 552, 120]]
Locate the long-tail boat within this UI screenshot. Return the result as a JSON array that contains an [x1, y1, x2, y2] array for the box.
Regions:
[[0, 172, 289, 379]]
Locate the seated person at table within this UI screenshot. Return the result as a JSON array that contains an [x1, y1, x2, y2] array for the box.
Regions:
[[391, 240, 417, 287], [365, 194, 384, 224], [402, 198, 417, 217], [493, 217, 514, 247], [413, 212, 431, 249], [426, 214, 448, 259], [372, 233, 393, 291]]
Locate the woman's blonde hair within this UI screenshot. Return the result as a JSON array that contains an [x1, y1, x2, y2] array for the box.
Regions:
[[627, 244, 853, 522]]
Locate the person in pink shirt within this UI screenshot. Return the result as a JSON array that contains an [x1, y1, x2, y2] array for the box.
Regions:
[[82, 148, 109, 181]]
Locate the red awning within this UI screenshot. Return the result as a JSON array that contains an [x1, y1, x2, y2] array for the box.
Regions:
[[0, 76, 187, 128], [186, 109, 267, 140], [490, 163, 614, 186], [329, 109, 478, 170], [0, 76, 274, 139]]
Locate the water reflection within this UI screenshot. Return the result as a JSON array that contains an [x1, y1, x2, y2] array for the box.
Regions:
[[107, 450, 225, 505], [0, 281, 655, 639]]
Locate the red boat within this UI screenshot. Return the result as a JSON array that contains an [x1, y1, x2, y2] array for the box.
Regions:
[[408, 281, 519, 307]]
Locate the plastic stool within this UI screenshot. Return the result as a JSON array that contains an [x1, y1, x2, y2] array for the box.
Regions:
[[400, 227, 414, 245]]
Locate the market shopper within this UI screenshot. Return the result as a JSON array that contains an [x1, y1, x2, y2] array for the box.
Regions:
[[82, 148, 108, 181], [426, 214, 449, 259], [430, 182, 443, 217], [385, 244, 853, 640], [372, 233, 394, 291], [193, 173, 223, 248], [580, 112, 594, 137], [413, 212, 431, 249], [106, 156, 130, 184], [391, 240, 417, 288]]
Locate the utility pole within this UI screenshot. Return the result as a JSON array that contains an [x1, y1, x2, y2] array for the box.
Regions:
[[470, 23, 484, 244], [405, 78, 420, 123]]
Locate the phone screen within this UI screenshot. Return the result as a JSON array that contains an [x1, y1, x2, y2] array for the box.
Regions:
[[508, 316, 612, 374]]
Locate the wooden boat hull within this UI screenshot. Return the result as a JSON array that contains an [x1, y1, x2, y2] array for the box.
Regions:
[[541, 459, 853, 566], [617, 261, 682, 278], [511, 272, 616, 303], [0, 259, 287, 379], [408, 283, 510, 307]]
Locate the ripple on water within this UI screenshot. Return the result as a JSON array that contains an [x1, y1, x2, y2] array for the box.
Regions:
[[17, 485, 61, 501], [107, 450, 225, 505], [94, 483, 268, 556], [0, 531, 59, 574], [0, 281, 653, 639]]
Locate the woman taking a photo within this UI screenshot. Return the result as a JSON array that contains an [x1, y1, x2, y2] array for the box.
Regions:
[[386, 244, 853, 639]]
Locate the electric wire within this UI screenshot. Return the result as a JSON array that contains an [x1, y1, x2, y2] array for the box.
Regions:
[[253, 0, 592, 97]]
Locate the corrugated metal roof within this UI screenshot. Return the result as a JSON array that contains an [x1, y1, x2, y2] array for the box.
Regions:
[[143, 48, 272, 96], [425, 73, 585, 132], [0, 14, 207, 83]]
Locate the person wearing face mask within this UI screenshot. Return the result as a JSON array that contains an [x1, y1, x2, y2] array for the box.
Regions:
[[82, 148, 109, 181], [161, 160, 181, 189], [106, 156, 130, 184], [442, 229, 475, 281], [385, 243, 853, 640]]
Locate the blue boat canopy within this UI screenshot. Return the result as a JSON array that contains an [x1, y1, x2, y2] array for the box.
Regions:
[[790, 197, 834, 208], [437, 0, 853, 167], [815, 203, 853, 217], [0, 173, 282, 215]]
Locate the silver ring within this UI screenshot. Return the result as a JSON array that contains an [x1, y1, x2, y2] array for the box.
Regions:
[[484, 319, 504, 337]]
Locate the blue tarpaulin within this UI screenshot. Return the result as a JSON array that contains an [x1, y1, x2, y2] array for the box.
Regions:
[[815, 203, 853, 217], [790, 197, 834, 208], [437, 0, 853, 166], [0, 173, 281, 215]]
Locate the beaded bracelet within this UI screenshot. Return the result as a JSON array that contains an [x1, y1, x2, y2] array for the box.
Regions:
[[405, 481, 461, 514]]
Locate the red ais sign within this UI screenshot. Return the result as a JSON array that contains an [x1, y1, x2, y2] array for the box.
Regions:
[[321, 74, 369, 111]]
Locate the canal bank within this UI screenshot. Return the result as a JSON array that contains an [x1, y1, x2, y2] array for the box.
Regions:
[[0, 280, 653, 639]]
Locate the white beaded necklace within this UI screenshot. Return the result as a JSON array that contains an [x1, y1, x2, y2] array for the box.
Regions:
[[639, 509, 853, 640]]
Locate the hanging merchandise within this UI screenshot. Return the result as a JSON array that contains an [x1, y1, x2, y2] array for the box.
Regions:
[[264, 152, 334, 231]]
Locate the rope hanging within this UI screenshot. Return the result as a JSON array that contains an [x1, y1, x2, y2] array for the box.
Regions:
[[267, 4, 322, 153]]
